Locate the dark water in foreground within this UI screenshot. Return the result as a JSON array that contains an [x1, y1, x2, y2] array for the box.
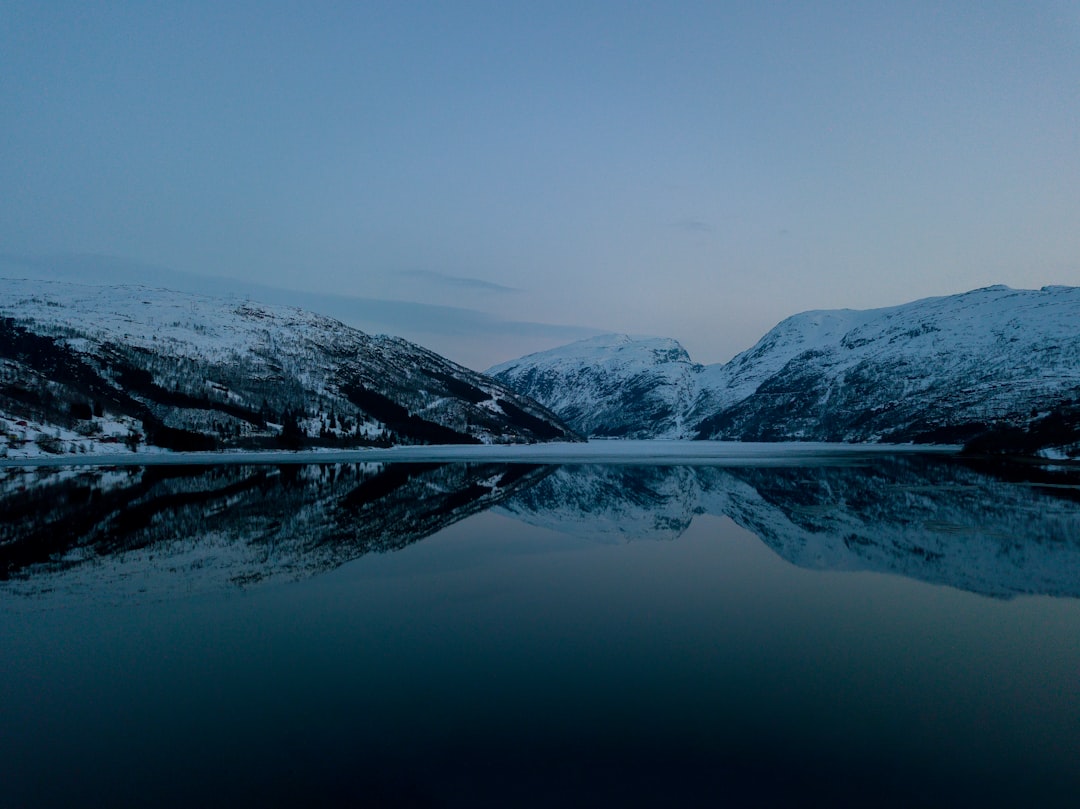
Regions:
[[2, 456, 1080, 807]]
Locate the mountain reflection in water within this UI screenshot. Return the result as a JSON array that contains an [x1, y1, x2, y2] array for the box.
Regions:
[[4, 454, 1080, 809], [2, 456, 1080, 602], [499, 460, 1080, 599], [0, 462, 551, 601]]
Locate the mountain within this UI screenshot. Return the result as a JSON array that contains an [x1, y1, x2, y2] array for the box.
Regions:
[[490, 286, 1080, 450], [487, 334, 701, 438], [696, 285, 1080, 444], [0, 279, 579, 457]]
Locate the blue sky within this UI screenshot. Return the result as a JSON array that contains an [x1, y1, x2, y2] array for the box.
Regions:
[[2, 1, 1078, 369]]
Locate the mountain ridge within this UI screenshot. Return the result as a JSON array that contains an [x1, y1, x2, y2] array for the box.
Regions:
[[489, 285, 1080, 455], [0, 278, 580, 457], [488, 333, 702, 439]]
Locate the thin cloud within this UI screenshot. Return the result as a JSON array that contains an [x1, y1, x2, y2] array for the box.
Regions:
[[670, 218, 714, 234], [0, 251, 598, 369], [0, 251, 179, 281], [397, 269, 520, 293]]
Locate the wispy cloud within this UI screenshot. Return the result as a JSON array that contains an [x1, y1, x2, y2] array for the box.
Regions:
[[0, 251, 597, 370], [670, 218, 714, 234], [397, 269, 520, 293], [0, 251, 179, 281]]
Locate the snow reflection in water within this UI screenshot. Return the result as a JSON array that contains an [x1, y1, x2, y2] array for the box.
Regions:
[[3, 456, 1079, 601], [2, 456, 1080, 807]]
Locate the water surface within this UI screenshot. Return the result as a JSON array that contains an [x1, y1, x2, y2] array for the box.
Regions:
[[2, 455, 1079, 807]]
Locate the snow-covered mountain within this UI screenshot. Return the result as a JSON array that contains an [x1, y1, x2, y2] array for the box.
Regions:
[[490, 286, 1080, 449], [696, 285, 1080, 444], [487, 334, 702, 438], [0, 279, 579, 456]]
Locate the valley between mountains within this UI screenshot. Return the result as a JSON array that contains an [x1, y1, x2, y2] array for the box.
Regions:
[[491, 285, 1080, 458], [2, 279, 1078, 459]]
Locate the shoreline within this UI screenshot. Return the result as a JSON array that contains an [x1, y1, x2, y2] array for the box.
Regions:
[[0, 439, 962, 468]]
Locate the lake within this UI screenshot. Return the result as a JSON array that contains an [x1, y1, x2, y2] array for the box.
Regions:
[[2, 451, 1080, 807]]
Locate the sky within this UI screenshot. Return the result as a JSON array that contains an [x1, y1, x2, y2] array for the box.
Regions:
[[2, 1, 1078, 370]]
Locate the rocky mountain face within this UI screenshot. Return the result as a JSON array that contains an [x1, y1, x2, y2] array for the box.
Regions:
[[490, 286, 1080, 451], [695, 285, 1080, 445], [488, 334, 701, 438], [0, 279, 579, 457]]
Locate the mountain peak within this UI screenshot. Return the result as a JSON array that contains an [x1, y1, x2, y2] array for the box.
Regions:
[[488, 333, 692, 376], [488, 334, 699, 439], [492, 285, 1080, 450], [0, 279, 580, 457]]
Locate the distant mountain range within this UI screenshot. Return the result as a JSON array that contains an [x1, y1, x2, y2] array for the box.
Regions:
[[3, 280, 1078, 458], [0, 279, 579, 457], [490, 285, 1080, 457]]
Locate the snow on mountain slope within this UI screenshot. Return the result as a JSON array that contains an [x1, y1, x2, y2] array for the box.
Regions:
[[487, 334, 701, 438], [0, 278, 578, 456], [696, 285, 1080, 442], [490, 286, 1080, 445], [688, 307, 888, 420]]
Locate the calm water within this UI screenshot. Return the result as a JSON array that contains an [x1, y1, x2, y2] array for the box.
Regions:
[[2, 456, 1080, 807]]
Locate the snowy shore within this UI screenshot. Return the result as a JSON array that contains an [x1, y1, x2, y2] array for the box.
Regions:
[[0, 439, 960, 468]]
